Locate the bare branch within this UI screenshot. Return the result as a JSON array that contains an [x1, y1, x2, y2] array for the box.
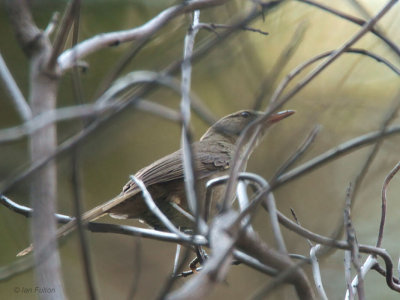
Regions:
[[180, 10, 201, 229], [6, 0, 42, 57], [0, 194, 207, 245], [378, 161, 400, 247], [276, 124, 400, 187], [297, 0, 400, 57], [47, 0, 81, 70], [0, 99, 179, 144], [0, 194, 68, 223], [290, 208, 313, 247], [130, 175, 193, 240], [344, 184, 365, 299], [0, 52, 32, 121], [207, 173, 288, 253], [253, 22, 307, 110], [269, 0, 398, 108], [43, 11, 60, 37], [71, 152, 98, 300], [233, 250, 277, 276], [259, 179, 287, 253], [196, 22, 269, 35], [276, 125, 321, 177], [126, 239, 142, 300], [172, 244, 182, 277], [237, 181, 255, 233], [88, 223, 208, 246], [240, 229, 314, 300], [344, 250, 354, 300], [270, 48, 400, 109], [345, 256, 378, 300], [96, 70, 215, 124], [6, 0, 65, 298], [310, 244, 328, 300], [57, 0, 229, 71]]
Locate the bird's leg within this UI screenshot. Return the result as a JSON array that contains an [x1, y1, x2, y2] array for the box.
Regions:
[[189, 245, 208, 271]]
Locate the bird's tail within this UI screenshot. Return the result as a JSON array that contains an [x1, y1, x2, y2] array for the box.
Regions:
[[16, 190, 137, 257]]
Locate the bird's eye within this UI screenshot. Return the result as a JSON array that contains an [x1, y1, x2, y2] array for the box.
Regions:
[[240, 111, 250, 118]]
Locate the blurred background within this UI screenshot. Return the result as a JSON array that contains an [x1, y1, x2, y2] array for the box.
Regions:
[[0, 0, 399, 299]]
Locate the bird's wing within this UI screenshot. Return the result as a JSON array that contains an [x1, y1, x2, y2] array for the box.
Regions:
[[122, 141, 233, 194]]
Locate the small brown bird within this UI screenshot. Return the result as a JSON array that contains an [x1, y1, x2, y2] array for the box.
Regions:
[[18, 109, 294, 256]]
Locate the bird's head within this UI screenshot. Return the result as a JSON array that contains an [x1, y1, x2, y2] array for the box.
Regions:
[[200, 110, 294, 144]]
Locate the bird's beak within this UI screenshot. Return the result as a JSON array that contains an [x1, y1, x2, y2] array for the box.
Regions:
[[267, 110, 295, 123]]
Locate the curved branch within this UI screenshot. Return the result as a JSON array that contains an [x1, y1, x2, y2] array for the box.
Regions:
[[270, 48, 400, 109], [276, 124, 400, 186], [58, 0, 229, 71], [297, 0, 400, 58], [378, 162, 400, 247]]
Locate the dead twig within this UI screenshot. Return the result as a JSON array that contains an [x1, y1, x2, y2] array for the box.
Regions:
[[378, 161, 400, 247]]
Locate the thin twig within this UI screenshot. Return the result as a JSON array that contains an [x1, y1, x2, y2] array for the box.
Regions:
[[378, 161, 400, 247], [253, 22, 307, 110], [345, 256, 378, 300], [96, 70, 215, 124], [276, 124, 400, 187], [0, 99, 178, 144], [233, 250, 277, 276], [0, 195, 208, 244], [259, 178, 287, 254], [71, 151, 98, 300], [157, 245, 194, 299], [310, 244, 328, 300], [47, 0, 81, 70], [344, 250, 353, 300], [196, 22, 269, 35], [290, 208, 313, 247], [88, 223, 208, 245], [173, 244, 182, 277], [0, 52, 32, 121], [276, 125, 321, 176], [237, 181, 255, 234], [297, 0, 400, 57], [93, 37, 150, 98], [0, 194, 70, 223], [344, 183, 365, 300], [129, 175, 189, 240], [43, 11, 60, 37], [180, 10, 201, 229], [207, 173, 288, 253], [270, 48, 400, 108], [126, 239, 142, 300]]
